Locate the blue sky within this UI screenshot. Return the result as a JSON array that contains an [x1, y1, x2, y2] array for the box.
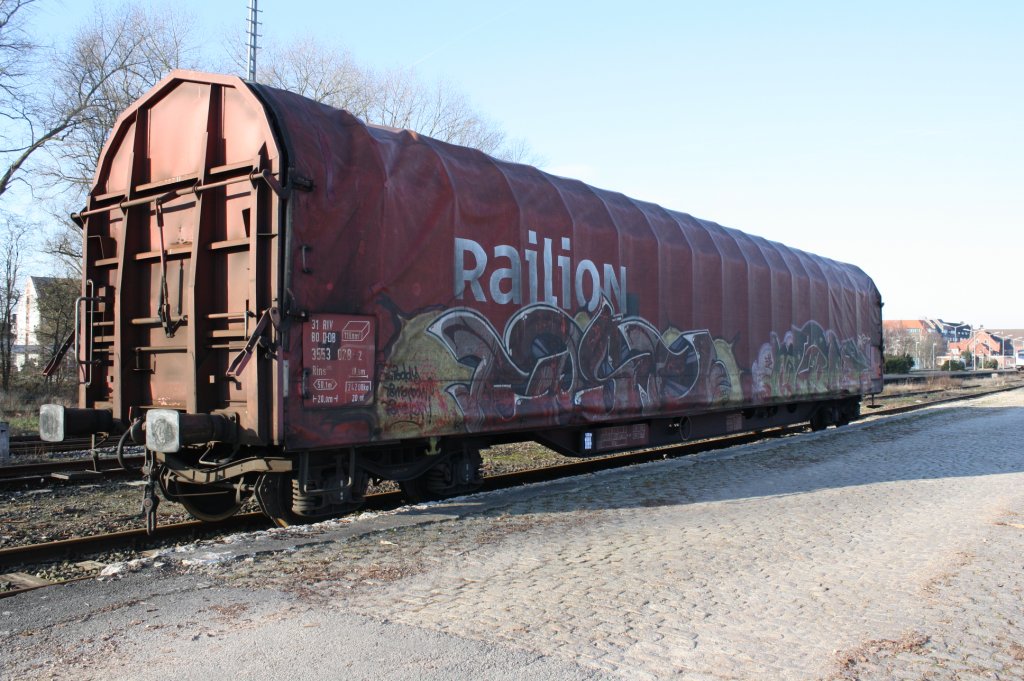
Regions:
[[28, 0, 1024, 328]]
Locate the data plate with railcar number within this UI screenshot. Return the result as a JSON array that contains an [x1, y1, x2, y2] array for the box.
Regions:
[[581, 423, 650, 453], [303, 314, 375, 407]]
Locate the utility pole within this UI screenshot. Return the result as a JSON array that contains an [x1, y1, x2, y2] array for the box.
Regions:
[[246, 0, 261, 82]]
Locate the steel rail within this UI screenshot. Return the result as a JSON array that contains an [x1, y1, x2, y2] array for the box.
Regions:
[[3, 437, 97, 457], [2, 381, 1022, 599], [0, 426, 809, 574], [0, 457, 145, 492]]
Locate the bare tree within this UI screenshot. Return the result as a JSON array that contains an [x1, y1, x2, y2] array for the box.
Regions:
[[257, 38, 375, 116], [39, 195, 83, 274], [369, 71, 506, 153], [38, 4, 201, 272], [0, 0, 42, 199], [3, 2, 198, 293], [883, 326, 947, 370], [0, 219, 25, 390], [41, 4, 200, 200], [31, 274, 77, 385], [254, 37, 534, 163], [0, 0, 37, 100]]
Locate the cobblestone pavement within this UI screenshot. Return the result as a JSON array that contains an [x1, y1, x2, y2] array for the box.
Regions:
[[3, 390, 1023, 680]]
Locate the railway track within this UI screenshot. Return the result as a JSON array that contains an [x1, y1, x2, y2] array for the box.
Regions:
[[3, 434, 108, 457], [0, 425, 802, 597], [0, 456, 144, 491], [3, 380, 1022, 600]]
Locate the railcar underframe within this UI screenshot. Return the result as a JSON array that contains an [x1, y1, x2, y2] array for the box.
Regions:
[[44, 395, 860, 528]]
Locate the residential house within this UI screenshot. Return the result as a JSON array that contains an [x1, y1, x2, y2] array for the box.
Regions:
[[932, 319, 972, 342], [13, 276, 77, 369], [948, 329, 1016, 368], [882, 319, 946, 369]]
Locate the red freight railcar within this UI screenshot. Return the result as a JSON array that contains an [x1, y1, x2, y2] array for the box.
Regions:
[[39, 71, 883, 527]]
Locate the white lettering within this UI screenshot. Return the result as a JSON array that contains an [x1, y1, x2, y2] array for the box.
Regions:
[[575, 259, 601, 311], [489, 245, 522, 304], [452, 234, 628, 313], [602, 264, 627, 313], [454, 237, 487, 301], [525, 230, 539, 303]]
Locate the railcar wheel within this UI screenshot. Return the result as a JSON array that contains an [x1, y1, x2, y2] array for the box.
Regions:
[[161, 479, 243, 523], [254, 472, 300, 527], [810, 402, 849, 432], [400, 447, 483, 503], [255, 470, 370, 527], [399, 474, 441, 504], [836, 400, 859, 427]]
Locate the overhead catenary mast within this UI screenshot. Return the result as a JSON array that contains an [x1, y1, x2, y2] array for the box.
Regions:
[[246, 0, 261, 81]]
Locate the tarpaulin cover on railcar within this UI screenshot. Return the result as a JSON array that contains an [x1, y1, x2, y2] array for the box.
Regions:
[[249, 81, 883, 449]]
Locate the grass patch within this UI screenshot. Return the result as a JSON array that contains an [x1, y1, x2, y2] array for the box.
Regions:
[[0, 413, 38, 436]]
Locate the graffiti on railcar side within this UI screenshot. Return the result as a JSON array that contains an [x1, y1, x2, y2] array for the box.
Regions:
[[380, 364, 434, 416], [424, 299, 736, 432], [750, 321, 873, 400], [375, 301, 873, 438], [374, 312, 471, 438]]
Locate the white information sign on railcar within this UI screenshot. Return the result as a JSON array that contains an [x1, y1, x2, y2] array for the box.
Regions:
[[303, 314, 376, 408]]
